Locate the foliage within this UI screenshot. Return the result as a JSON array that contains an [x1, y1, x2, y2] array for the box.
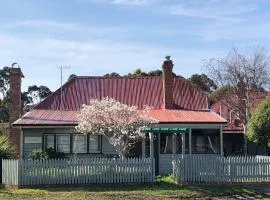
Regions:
[[0, 67, 10, 98], [68, 74, 77, 81], [247, 98, 270, 147], [103, 72, 121, 77], [29, 149, 47, 160], [28, 85, 52, 104], [76, 97, 157, 157], [189, 73, 217, 94], [0, 135, 15, 158], [0, 65, 52, 122], [205, 47, 270, 124], [209, 86, 231, 104], [29, 148, 66, 160]]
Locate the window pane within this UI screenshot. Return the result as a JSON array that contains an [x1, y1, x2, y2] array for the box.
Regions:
[[89, 135, 101, 153], [45, 135, 54, 149], [57, 135, 70, 153], [73, 135, 87, 153], [160, 133, 173, 154], [192, 129, 220, 154]]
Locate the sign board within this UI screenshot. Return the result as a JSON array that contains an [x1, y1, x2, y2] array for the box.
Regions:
[[25, 137, 42, 144]]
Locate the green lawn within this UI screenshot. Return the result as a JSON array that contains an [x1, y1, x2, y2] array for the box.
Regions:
[[0, 176, 268, 200]]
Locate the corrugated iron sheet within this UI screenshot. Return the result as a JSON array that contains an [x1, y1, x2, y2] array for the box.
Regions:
[[13, 109, 226, 126], [35, 76, 208, 110]]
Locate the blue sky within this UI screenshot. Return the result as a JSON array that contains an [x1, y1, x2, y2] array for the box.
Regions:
[[1, 0, 270, 91]]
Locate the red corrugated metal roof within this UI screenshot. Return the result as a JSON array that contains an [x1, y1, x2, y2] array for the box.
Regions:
[[211, 91, 270, 133], [13, 109, 226, 126], [13, 75, 228, 126], [35, 76, 209, 110]]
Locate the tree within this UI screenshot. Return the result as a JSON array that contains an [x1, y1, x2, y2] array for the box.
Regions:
[[0, 67, 10, 98], [76, 98, 157, 157], [209, 86, 231, 104], [68, 74, 77, 81], [189, 74, 217, 94], [103, 72, 121, 77], [38, 86, 52, 99], [247, 98, 270, 148], [28, 85, 52, 104], [0, 135, 15, 158], [205, 47, 270, 125]]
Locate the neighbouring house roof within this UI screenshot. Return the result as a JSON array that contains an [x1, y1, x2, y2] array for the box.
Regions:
[[13, 109, 226, 126], [14, 75, 226, 126], [211, 91, 270, 133]]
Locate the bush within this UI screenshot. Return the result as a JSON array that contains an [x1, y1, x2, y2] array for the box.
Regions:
[[29, 149, 48, 160], [29, 148, 66, 160], [0, 135, 15, 159]]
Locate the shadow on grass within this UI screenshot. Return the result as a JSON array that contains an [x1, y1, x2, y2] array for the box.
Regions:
[[0, 175, 269, 199]]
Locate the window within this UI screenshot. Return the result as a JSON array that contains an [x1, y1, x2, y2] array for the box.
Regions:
[[192, 129, 220, 154], [44, 135, 54, 150], [73, 135, 87, 153], [89, 135, 101, 153], [56, 135, 70, 153]]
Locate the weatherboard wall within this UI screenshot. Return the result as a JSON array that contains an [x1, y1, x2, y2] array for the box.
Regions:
[[22, 128, 117, 159]]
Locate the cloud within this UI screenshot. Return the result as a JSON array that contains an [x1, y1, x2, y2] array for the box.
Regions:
[[0, 30, 223, 92], [3, 20, 130, 39], [160, 0, 257, 23], [110, 0, 147, 6], [81, 0, 149, 6]]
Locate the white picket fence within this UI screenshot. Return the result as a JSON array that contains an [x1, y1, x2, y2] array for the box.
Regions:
[[2, 157, 155, 186], [173, 155, 270, 184]]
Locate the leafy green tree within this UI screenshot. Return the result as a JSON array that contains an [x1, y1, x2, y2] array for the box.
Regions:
[[68, 74, 77, 81], [247, 98, 270, 148], [0, 135, 15, 158], [0, 67, 10, 98], [103, 72, 121, 77], [38, 85, 52, 99], [189, 74, 217, 94], [28, 85, 52, 104]]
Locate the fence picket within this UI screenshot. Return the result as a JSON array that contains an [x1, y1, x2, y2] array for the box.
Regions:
[[1, 157, 155, 186], [173, 155, 270, 184]]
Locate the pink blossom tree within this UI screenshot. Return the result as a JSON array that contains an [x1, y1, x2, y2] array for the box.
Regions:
[[75, 97, 157, 158]]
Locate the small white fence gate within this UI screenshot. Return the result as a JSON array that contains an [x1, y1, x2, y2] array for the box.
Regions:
[[173, 155, 270, 184], [2, 157, 155, 186]]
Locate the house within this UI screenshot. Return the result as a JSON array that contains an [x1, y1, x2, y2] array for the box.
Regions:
[[211, 92, 270, 156], [11, 57, 226, 174]]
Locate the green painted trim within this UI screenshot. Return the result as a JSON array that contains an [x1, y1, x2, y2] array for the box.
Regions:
[[144, 127, 188, 133]]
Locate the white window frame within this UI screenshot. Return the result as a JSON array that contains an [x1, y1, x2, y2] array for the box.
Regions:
[[56, 134, 70, 153]]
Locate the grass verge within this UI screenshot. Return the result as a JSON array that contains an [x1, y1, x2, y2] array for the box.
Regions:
[[0, 175, 267, 199]]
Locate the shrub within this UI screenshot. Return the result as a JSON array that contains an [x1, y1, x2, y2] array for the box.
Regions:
[[0, 135, 15, 159], [29, 149, 48, 160], [29, 148, 66, 160], [45, 148, 66, 159]]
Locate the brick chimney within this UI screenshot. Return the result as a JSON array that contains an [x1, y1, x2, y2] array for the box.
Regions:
[[9, 65, 24, 156], [162, 56, 174, 109]]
